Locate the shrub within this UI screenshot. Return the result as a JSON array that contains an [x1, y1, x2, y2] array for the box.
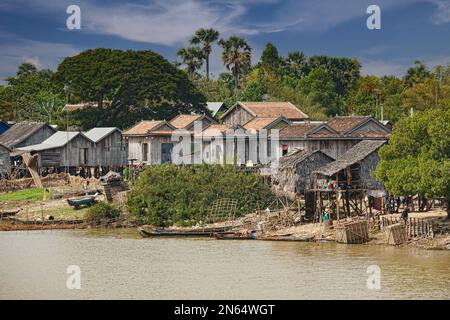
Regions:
[[127, 164, 274, 227], [85, 202, 121, 224]]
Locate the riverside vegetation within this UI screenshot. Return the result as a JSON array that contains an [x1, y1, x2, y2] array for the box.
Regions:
[[127, 164, 274, 227]]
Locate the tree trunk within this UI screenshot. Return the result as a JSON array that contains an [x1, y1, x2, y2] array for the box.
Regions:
[[206, 55, 210, 81], [447, 198, 450, 220]]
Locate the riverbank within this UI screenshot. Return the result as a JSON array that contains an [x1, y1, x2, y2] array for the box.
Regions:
[[1, 192, 448, 250]]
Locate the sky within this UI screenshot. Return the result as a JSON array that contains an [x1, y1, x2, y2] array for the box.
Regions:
[[0, 0, 449, 85]]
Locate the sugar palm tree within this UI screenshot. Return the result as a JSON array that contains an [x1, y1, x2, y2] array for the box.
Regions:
[[218, 36, 252, 93], [176, 47, 204, 81], [190, 28, 220, 80]]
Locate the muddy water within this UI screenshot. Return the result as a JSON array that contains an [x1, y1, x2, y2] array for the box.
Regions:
[[0, 229, 448, 299]]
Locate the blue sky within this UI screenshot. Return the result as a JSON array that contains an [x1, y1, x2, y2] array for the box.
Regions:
[[0, 0, 449, 84]]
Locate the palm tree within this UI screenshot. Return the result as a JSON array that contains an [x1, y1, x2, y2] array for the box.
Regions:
[[176, 47, 204, 80], [218, 36, 252, 93], [190, 28, 220, 80]]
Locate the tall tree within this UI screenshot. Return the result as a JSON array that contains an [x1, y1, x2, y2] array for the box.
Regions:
[[190, 28, 220, 80], [5, 63, 64, 122], [374, 108, 450, 217], [403, 60, 431, 88], [55, 48, 208, 129], [261, 43, 280, 73], [176, 47, 204, 81], [218, 36, 252, 93]]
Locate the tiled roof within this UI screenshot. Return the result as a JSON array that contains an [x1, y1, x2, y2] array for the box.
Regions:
[[0, 121, 55, 149], [243, 117, 279, 131], [200, 124, 232, 137], [240, 102, 309, 120], [62, 101, 111, 112], [278, 123, 320, 138], [169, 114, 203, 129], [123, 120, 165, 136], [326, 116, 369, 133]]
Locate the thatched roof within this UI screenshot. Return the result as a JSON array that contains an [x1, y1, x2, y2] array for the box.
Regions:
[[278, 149, 334, 170], [315, 140, 386, 176]]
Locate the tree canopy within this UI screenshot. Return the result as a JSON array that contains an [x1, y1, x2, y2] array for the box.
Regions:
[[374, 108, 450, 215], [54, 48, 208, 129]]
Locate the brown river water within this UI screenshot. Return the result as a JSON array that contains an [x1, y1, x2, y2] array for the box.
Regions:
[[0, 228, 448, 299]]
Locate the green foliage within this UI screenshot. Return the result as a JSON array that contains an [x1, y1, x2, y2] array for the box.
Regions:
[[3, 63, 65, 122], [128, 164, 274, 226], [374, 108, 450, 200], [85, 202, 121, 223], [176, 46, 204, 80], [261, 43, 280, 73], [218, 36, 252, 92], [54, 48, 208, 130], [190, 28, 220, 80]]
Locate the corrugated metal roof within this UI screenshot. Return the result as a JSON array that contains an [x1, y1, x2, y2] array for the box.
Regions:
[[18, 131, 81, 152], [206, 102, 224, 117], [315, 140, 386, 176], [0, 121, 55, 149], [84, 127, 119, 143]]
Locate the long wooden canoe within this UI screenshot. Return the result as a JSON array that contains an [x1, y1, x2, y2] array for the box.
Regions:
[[137, 226, 235, 238]]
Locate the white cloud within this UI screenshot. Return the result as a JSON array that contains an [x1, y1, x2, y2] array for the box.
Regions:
[[430, 0, 450, 24], [361, 55, 450, 77], [361, 60, 408, 77], [0, 38, 80, 84]]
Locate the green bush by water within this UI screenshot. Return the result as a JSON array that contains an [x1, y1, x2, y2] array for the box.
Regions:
[[85, 202, 121, 223], [127, 164, 274, 227]]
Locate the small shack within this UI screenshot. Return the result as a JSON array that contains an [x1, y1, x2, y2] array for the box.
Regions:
[[0, 143, 11, 177], [17, 131, 95, 173], [84, 127, 128, 170], [314, 140, 386, 190], [310, 140, 387, 222], [272, 149, 335, 200]]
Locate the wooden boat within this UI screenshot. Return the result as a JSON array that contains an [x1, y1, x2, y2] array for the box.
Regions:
[[0, 209, 20, 218], [10, 218, 84, 225], [213, 231, 257, 240], [259, 235, 315, 242], [67, 193, 100, 208], [137, 226, 235, 238]]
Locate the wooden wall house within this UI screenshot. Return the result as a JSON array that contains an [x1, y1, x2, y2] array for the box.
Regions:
[[276, 116, 391, 159], [17, 131, 96, 170], [272, 149, 335, 200], [0, 143, 11, 177], [123, 120, 176, 165], [84, 127, 127, 169]]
